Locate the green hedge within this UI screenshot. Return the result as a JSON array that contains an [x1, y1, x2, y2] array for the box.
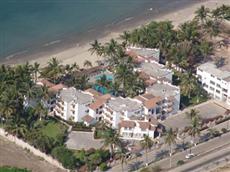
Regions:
[[0, 167, 31, 172]]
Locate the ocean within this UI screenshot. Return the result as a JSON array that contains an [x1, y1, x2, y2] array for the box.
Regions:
[[0, 0, 198, 62]]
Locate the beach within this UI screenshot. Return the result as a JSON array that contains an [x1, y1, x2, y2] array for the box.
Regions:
[[2, 0, 230, 67]]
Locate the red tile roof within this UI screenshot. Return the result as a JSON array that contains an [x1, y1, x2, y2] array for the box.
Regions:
[[85, 88, 102, 97], [82, 115, 94, 123], [89, 99, 106, 110], [119, 120, 136, 128], [144, 97, 162, 109], [49, 83, 67, 93], [38, 79, 55, 88]]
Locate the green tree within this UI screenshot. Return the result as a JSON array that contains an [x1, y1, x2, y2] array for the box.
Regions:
[[32, 62, 40, 82], [164, 128, 177, 168], [188, 113, 201, 154], [83, 60, 93, 69], [116, 147, 127, 172], [102, 128, 121, 159], [195, 5, 210, 25], [140, 135, 153, 166], [51, 146, 77, 169], [89, 40, 104, 56], [180, 72, 197, 98]]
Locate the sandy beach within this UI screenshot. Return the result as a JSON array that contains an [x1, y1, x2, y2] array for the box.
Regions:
[[3, 0, 230, 68]]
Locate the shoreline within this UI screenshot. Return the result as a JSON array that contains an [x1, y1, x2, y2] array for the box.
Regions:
[[1, 0, 229, 67]]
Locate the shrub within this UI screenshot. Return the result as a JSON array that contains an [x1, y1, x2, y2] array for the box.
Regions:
[[99, 163, 108, 171], [27, 131, 56, 153], [51, 146, 77, 169], [221, 128, 228, 133], [177, 160, 185, 166], [72, 122, 92, 132], [0, 166, 31, 172]]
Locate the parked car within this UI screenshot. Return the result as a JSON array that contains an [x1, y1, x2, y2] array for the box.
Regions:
[[185, 153, 195, 159]]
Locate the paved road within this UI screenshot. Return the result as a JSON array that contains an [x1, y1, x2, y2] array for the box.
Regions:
[[108, 129, 230, 172], [170, 144, 230, 172]]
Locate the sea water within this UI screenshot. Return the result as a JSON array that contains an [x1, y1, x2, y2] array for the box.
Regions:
[[0, 0, 195, 60]]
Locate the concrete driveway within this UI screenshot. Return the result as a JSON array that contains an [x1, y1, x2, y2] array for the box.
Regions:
[[66, 131, 103, 150]]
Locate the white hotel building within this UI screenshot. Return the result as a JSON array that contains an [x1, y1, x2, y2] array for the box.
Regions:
[[197, 62, 230, 104], [54, 87, 94, 122]]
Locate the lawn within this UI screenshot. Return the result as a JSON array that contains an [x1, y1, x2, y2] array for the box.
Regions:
[[40, 120, 67, 140], [0, 167, 31, 172]]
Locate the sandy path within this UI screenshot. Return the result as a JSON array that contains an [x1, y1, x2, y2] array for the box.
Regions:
[[0, 136, 66, 172]]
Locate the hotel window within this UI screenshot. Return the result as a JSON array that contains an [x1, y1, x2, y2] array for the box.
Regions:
[[216, 84, 221, 88], [211, 74, 215, 78], [217, 78, 221, 81], [222, 88, 228, 93], [210, 86, 215, 91], [203, 83, 208, 88], [215, 95, 220, 99], [210, 80, 215, 85], [216, 89, 220, 94]]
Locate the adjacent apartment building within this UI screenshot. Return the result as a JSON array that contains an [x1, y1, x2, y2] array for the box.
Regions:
[[102, 97, 143, 128], [54, 87, 94, 122], [197, 62, 230, 104], [119, 116, 163, 140]]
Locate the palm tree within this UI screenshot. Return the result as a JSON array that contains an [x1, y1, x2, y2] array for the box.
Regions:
[[188, 113, 201, 154], [6, 119, 28, 138], [104, 39, 120, 57], [102, 128, 121, 159], [115, 63, 133, 96], [34, 101, 48, 121], [186, 109, 200, 120], [89, 40, 104, 56], [178, 21, 199, 42], [164, 128, 177, 168], [75, 75, 89, 90], [32, 62, 40, 82], [180, 72, 197, 98], [83, 60, 93, 69], [199, 41, 213, 61], [140, 135, 153, 166], [119, 31, 131, 47], [43, 57, 63, 83], [204, 20, 220, 38], [71, 62, 79, 71], [116, 147, 127, 172], [195, 5, 210, 25]]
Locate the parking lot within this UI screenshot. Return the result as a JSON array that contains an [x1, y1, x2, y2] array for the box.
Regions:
[[66, 131, 103, 150], [162, 100, 229, 131]]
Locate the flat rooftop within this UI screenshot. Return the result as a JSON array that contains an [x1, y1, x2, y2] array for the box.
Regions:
[[163, 101, 228, 130], [198, 62, 230, 81], [127, 47, 160, 61], [140, 62, 172, 79], [59, 87, 93, 104], [146, 82, 179, 98], [107, 97, 142, 112]]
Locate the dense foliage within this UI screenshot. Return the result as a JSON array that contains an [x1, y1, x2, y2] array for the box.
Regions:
[[0, 167, 31, 172], [51, 146, 77, 169]]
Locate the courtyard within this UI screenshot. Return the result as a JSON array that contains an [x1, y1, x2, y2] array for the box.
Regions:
[[65, 131, 103, 150]]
